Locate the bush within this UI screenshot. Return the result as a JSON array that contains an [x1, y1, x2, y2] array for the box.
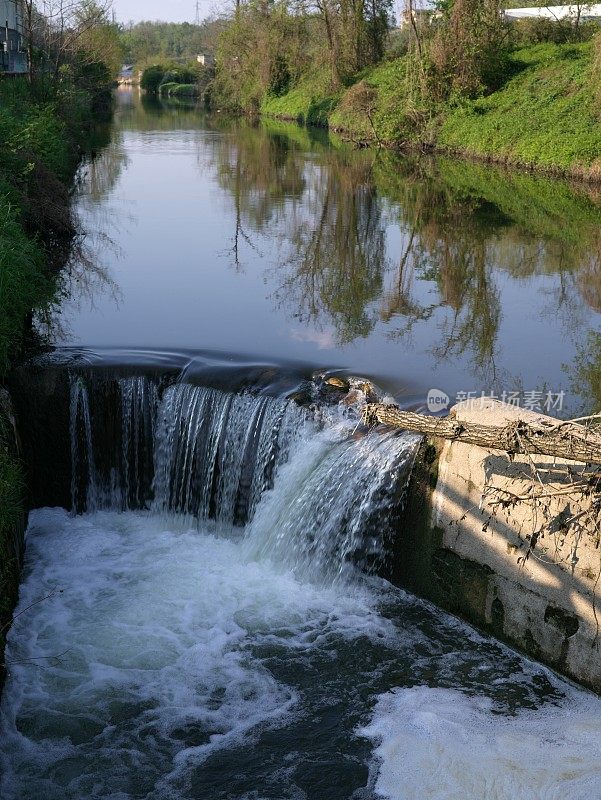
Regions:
[[158, 82, 200, 98], [160, 67, 198, 86], [170, 83, 200, 98], [0, 198, 50, 373], [511, 18, 600, 46], [140, 64, 166, 93], [428, 0, 511, 99], [158, 81, 179, 95], [513, 18, 575, 45]]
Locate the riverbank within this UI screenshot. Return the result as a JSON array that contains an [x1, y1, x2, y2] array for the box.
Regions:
[[0, 76, 112, 683], [260, 42, 601, 182]]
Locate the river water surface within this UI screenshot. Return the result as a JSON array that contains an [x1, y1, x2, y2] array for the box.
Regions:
[[2, 90, 601, 799], [51, 89, 601, 413]]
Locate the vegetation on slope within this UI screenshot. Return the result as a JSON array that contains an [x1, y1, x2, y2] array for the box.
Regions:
[[0, 4, 122, 684], [259, 41, 601, 178], [440, 43, 601, 174], [213, 0, 601, 178]]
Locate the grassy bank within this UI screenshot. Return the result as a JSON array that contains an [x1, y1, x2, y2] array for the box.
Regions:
[[0, 75, 112, 680], [0, 77, 112, 370], [260, 42, 601, 180]]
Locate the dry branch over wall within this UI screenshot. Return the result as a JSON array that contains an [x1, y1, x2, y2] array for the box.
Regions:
[[363, 404, 601, 465]]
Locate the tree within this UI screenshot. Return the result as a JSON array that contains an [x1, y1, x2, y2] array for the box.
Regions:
[[213, 0, 393, 110], [22, 1, 119, 83], [435, 0, 508, 98]]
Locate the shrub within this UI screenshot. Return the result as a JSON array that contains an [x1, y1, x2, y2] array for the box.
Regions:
[[160, 67, 198, 86], [170, 84, 200, 98], [158, 81, 179, 95], [512, 18, 574, 45], [141, 65, 166, 93], [0, 198, 50, 373], [426, 0, 511, 101]]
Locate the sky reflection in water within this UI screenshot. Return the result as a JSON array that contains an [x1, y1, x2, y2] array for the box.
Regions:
[[53, 88, 601, 414]]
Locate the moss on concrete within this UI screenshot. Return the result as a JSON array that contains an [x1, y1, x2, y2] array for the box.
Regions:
[[0, 394, 26, 690]]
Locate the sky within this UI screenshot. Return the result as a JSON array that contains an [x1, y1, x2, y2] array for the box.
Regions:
[[113, 0, 217, 24]]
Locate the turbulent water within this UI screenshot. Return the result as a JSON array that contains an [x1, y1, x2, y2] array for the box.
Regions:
[[2, 376, 601, 799]]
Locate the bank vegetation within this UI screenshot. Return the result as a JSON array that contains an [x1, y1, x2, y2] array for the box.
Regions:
[[0, 0, 122, 680], [211, 0, 601, 179]]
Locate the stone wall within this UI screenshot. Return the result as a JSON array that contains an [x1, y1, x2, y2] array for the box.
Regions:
[[397, 399, 601, 692]]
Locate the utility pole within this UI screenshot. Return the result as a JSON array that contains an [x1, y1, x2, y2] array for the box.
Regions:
[[195, 1, 201, 25]]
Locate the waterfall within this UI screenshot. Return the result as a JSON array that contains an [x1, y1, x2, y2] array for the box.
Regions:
[[10, 369, 594, 800], [70, 374, 159, 512], [70, 375, 98, 511], [151, 383, 308, 526], [243, 426, 418, 581], [68, 372, 419, 576]]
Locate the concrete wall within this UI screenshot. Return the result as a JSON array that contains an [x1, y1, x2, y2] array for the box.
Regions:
[[398, 399, 601, 692]]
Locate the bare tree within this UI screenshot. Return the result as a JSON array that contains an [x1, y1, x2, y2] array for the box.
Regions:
[[22, 0, 114, 82], [42, 0, 113, 78]]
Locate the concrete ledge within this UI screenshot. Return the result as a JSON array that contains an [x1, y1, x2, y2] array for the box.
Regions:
[[401, 399, 601, 692]]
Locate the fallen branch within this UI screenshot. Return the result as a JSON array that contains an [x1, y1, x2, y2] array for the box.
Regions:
[[363, 404, 601, 465]]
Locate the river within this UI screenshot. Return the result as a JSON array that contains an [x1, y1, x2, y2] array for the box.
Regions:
[[1, 89, 601, 799], [50, 88, 601, 415]]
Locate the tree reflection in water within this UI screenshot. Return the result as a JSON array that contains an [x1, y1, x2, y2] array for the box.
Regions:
[[52, 101, 601, 413], [35, 116, 127, 346], [206, 120, 601, 391]]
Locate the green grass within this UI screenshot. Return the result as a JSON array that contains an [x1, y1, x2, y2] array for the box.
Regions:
[[0, 80, 77, 375], [261, 42, 601, 178], [0, 75, 106, 375], [439, 43, 601, 174], [261, 68, 340, 126], [329, 58, 418, 143], [169, 83, 200, 98]]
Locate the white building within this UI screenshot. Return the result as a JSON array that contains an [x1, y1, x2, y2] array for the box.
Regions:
[[504, 4, 601, 21], [0, 0, 26, 74], [196, 53, 215, 68]]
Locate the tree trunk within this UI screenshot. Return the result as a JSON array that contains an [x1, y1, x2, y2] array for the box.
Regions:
[[363, 404, 601, 465], [24, 1, 34, 83]]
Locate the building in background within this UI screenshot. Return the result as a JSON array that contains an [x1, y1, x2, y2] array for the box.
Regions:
[[196, 52, 215, 68], [504, 4, 601, 21], [0, 0, 26, 74]]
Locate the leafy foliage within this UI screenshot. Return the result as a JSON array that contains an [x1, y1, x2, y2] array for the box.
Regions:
[[120, 19, 224, 67], [213, 0, 392, 113], [140, 64, 167, 93]]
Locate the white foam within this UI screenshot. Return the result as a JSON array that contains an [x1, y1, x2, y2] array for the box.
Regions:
[[0, 508, 385, 799], [361, 686, 601, 800]]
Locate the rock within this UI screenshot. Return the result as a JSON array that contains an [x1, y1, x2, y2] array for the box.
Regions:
[[325, 376, 349, 391], [341, 389, 363, 407], [349, 379, 379, 403], [287, 388, 312, 406]]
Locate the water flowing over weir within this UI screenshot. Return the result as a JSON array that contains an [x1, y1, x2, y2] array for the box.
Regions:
[[68, 372, 417, 575], [3, 358, 601, 799]]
